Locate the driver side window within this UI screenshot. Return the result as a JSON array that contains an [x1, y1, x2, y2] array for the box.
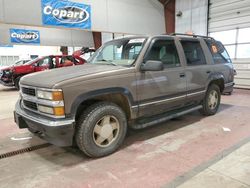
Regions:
[[37, 57, 50, 67], [144, 39, 181, 68]]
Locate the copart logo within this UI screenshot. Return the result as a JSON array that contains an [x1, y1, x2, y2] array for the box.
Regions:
[[43, 5, 89, 23], [11, 31, 39, 42]]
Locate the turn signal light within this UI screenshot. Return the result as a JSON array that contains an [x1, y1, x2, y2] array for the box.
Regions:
[[52, 91, 63, 101], [53, 106, 65, 116]]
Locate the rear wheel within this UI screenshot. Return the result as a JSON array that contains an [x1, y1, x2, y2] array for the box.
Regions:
[[76, 102, 127, 158], [200, 84, 221, 116]]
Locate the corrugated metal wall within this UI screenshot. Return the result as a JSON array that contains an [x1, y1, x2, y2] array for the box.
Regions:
[[233, 59, 250, 89], [209, 0, 250, 89], [208, 0, 250, 32], [175, 0, 208, 35]]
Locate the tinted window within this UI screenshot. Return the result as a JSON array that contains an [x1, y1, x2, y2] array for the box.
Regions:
[[206, 40, 232, 64], [145, 39, 180, 68], [181, 41, 206, 66]]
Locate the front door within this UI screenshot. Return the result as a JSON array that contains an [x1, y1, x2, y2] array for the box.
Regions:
[[136, 38, 187, 117], [34, 57, 53, 72]]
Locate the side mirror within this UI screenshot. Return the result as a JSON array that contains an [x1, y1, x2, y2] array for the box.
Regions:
[[141, 60, 164, 72]]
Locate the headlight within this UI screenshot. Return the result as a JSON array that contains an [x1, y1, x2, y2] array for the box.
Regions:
[[37, 105, 54, 114], [4, 69, 12, 75], [37, 90, 63, 101]]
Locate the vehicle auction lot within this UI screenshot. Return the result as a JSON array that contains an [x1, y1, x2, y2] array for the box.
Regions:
[[0, 85, 250, 188]]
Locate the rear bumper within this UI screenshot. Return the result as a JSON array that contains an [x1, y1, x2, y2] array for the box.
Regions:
[[14, 99, 75, 147]]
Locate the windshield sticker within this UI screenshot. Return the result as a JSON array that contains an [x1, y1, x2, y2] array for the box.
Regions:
[[211, 45, 218, 53], [128, 39, 145, 44]]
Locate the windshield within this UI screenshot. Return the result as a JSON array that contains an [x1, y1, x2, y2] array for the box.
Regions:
[[89, 38, 147, 66], [26, 57, 41, 65], [14, 60, 23, 66], [15, 60, 30, 65]]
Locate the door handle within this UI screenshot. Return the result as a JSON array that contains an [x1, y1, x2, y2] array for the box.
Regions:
[[179, 73, 186, 78]]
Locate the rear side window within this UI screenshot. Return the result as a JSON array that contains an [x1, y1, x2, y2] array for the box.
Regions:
[[145, 39, 180, 68], [206, 40, 232, 64], [181, 41, 206, 66]]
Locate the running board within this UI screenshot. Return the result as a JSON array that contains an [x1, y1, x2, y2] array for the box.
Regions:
[[131, 105, 202, 130]]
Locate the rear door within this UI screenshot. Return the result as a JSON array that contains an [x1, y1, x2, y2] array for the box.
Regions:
[[136, 37, 187, 117], [178, 39, 211, 103]]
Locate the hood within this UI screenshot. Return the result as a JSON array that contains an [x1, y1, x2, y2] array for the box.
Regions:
[[1, 62, 33, 71], [1, 66, 13, 71], [20, 64, 125, 88]]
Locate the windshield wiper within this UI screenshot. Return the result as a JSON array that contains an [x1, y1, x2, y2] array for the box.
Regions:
[[97, 59, 117, 66]]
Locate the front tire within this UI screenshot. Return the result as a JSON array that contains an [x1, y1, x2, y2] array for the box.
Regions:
[[200, 84, 221, 116], [76, 102, 127, 158], [14, 76, 21, 90]]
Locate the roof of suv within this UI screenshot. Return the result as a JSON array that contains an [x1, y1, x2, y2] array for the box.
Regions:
[[118, 33, 216, 42]]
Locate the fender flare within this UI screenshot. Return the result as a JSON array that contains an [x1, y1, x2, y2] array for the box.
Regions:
[[206, 73, 225, 91], [69, 87, 137, 118]]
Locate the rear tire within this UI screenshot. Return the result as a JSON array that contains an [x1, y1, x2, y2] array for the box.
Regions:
[[75, 101, 127, 158], [200, 84, 221, 116]]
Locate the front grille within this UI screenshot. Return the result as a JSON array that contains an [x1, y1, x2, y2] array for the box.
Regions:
[[23, 100, 37, 111], [22, 87, 36, 96]]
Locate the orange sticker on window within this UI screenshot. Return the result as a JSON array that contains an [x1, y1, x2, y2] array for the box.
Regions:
[[212, 45, 218, 53]]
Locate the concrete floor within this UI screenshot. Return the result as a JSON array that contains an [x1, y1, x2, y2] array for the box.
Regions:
[[0, 85, 250, 188], [178, 142, 250, 188]]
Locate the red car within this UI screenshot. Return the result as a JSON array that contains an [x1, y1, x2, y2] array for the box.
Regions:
[[0, 55, 86, 89]]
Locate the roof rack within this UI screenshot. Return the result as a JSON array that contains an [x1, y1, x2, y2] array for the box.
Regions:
[[170, 33, 214, 40]]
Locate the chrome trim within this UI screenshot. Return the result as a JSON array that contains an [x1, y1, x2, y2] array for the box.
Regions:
[[21, 93, 64, 107], [21, 100, 65, 119], [135, 90, 206, 108], [16, 100, 74, 127], [20, 84, 62, 92], [225, 82, 234, 87], [20, 84, 62, 98], [187, 90, 206, 97], [20, 84, 65, 119], [139, 95, 186, 107]]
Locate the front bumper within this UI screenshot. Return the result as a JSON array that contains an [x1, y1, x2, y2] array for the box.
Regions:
[[223, 82, 235, 94], [0, 79, 14, 86], [14, 99, 75, 146]]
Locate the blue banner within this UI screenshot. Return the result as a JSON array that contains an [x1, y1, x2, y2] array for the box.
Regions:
[[0, 44, 13, 48], [10, 29, 40, 44], [41, 0, 91, 29]]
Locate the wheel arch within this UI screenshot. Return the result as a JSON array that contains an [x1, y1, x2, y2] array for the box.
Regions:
[[206, 73, 225, 93], [70, 88, 137, 121]]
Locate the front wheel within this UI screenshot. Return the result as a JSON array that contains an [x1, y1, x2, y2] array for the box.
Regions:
[[200, 84, 221, 116], [76, 102, 127, 158], [14, 76, 21, 90]]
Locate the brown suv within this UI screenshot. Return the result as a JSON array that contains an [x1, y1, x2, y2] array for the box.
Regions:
[[14, 34, 235, 157]]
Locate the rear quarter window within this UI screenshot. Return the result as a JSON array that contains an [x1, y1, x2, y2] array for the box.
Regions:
[[206, 40, 232, 64]]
